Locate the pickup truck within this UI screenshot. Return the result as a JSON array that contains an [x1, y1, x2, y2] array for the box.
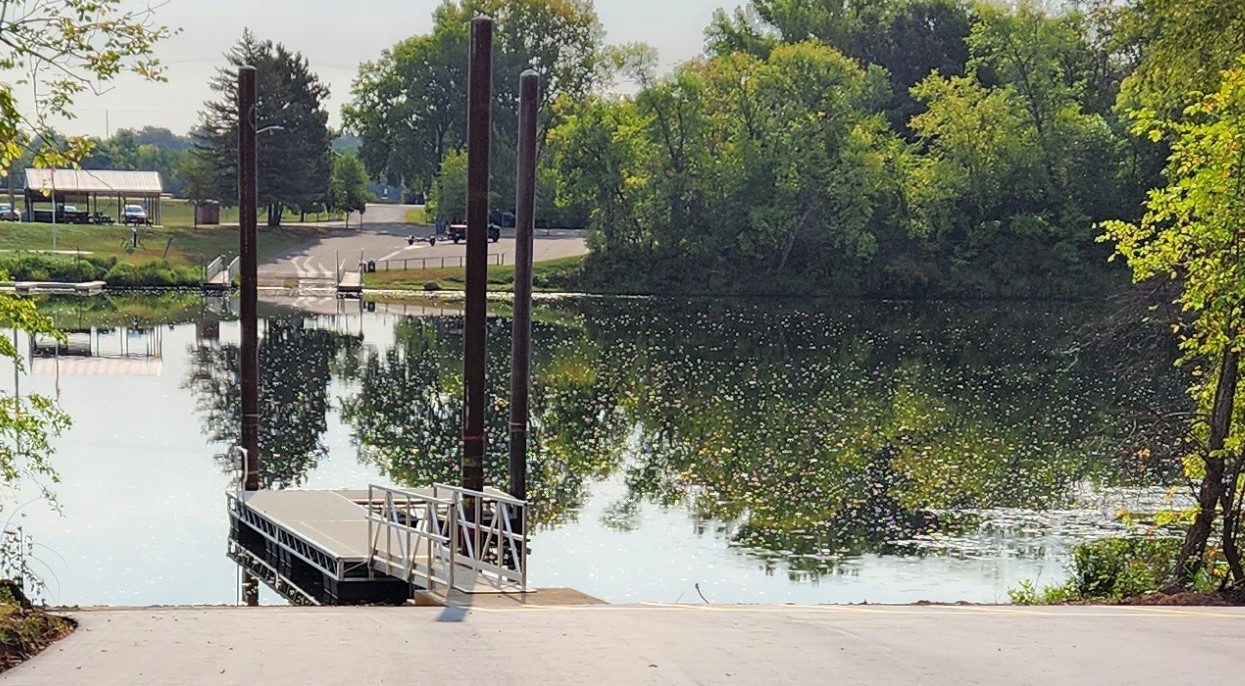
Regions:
[[448, 223, 500, 244]]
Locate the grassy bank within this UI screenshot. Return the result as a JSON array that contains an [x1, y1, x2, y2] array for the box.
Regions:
[[1009, 537, 1245, 606], [0, 220, 331, 286], [364, 255, 585, 292], [0, 588, 74, 673]]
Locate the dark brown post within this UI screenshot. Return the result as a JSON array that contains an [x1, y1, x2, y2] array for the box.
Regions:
[[238, 66, 260, 493], [509, 70, 538, 505], [462, 16, 492, 494]]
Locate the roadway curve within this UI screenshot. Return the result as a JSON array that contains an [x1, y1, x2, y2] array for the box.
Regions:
[[259, 203, 587, 287]]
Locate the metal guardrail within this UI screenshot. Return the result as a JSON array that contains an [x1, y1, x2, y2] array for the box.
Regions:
[[205, 256, 223, 281], [365, 485, 456, 593], [431, 483, 528, 593], [365, 483, 528, 594], [374, 253, 508, 272]]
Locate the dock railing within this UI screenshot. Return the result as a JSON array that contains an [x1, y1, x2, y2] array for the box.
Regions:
[[205, 256, 223, 282], [365, 485, 457, 593], [431, 483, 528, 593], [365, 483, 529, 594]]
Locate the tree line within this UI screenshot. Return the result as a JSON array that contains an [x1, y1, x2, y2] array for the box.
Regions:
[[342, 0, 1156, 297], [551, 0, 1155, 298], [342, 0, 1245, 593], [3, 30, 372, 228]]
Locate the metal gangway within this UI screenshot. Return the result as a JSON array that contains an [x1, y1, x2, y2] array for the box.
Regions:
[[365, 484, 529, 595], [201, 255, 238, 291], [227, 472, 529, 604]]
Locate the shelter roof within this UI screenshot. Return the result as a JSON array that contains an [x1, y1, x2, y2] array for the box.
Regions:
[[24, 168, 163, 195]]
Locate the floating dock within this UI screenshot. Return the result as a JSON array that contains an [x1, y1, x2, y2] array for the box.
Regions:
[[336, 270, 362, 297], [201, 255, 239, 292], [1, 280, 106, 296], [228, 484, 529, 605]]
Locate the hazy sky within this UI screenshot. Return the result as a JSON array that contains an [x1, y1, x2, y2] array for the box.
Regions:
[[17, 0, 734, 138]]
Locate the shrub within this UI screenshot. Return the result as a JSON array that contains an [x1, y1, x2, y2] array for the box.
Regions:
[[103, 260, 199, 287], [0, 253, 113, 282], [1010, 537, 1185, 604], [1069, 537, 1178, 600]]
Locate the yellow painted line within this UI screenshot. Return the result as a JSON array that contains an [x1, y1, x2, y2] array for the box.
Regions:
[[462, 603, 1245, 619]]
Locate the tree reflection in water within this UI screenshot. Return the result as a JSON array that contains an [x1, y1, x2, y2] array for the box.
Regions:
[[188, 299, 1185, 581], [576, 299, 1186, 578], [340, 315, 628, 527], [186, 317, 362, 489]]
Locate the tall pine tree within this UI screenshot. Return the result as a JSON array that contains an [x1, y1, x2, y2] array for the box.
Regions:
[[191, 30, 332, 226]]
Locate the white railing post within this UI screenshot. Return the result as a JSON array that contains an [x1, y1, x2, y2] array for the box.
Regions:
[[448, 499, 457, 592], [367, 485, 375, 577]]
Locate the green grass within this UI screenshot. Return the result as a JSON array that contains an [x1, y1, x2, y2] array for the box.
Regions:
[[404, 206, 430, 225], [157, 199, 238, 227], [364, 254, 585, 292], [1008, 537, 1224, 605], [0, 220, 332, 269], [157, 199, 339, 228]]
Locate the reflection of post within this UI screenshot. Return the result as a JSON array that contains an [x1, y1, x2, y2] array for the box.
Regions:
[[509, 70, 538, 506], [462, 16, 492, 494]]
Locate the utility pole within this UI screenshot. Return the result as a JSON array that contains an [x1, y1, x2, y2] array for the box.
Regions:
[[239, 66, 260, 491], [238, 65, 260, 607], [462, 16, 492, 495], [509, 70, 539, 506]]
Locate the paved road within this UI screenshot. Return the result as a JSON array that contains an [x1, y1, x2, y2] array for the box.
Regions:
[[260, 203, 587, 287], [5, 604, 1244, 685]]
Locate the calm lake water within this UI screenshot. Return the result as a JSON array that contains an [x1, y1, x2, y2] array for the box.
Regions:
[[3, 294, 1186, 606]]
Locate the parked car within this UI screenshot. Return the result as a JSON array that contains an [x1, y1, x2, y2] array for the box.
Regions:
[[448, 223, 500, 244], [0, 203, 18, 222], [60, 204, 91, 223], [123, 204, 148, 226]]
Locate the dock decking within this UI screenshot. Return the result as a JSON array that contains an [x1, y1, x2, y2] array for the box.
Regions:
[[2, 280, 106, 296], [336, 270, 362, 296], [200, 256, 238, 292]]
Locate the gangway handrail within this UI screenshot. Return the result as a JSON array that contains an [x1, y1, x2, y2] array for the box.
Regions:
[[431, 483, 528, 593], [205, 256, 224, 281], [365, 483, 529, 594], [365, 485, 457, 593]]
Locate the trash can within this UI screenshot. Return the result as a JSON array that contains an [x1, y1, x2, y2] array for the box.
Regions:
[[367, 260, 376, 273]]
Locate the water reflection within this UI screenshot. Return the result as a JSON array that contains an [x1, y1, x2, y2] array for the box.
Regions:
[[11, 293, 1186, 604], [542, 302, 1133, 577], [328, 298, 1185, 581], [339, 316, 627, 527], [186, 318, 362, 488]]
